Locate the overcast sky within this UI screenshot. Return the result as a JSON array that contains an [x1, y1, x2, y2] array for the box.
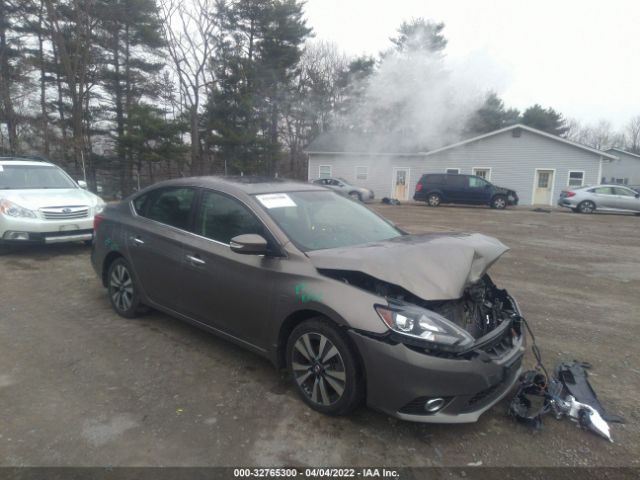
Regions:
[[304, 0, 639, 130]]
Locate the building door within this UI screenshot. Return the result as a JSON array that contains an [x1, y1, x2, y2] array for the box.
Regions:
[[533, 170, 554, 205], [392, 168, 410, 200]]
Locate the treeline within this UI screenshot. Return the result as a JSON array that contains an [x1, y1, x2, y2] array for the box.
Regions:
[[1, 2, 638, 197]]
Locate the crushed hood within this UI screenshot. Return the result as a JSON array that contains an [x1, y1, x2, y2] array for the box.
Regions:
[[307, 233, 509, 300]]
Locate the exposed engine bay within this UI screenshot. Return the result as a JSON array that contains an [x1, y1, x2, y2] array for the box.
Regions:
[[319, 269, 516, 339]]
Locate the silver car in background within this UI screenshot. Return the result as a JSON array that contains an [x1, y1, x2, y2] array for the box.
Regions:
[[558, 184, 640, 214], [312, 177, 374, 202], [0, 157, 105, 250]]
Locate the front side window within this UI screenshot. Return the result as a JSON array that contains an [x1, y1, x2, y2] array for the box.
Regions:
[[256, 190, 401, 251], [195, 190, 265, 244], [0, 164, 77, 189], [568, 171, 584, 187], [613, 187, 636, 197], [138, 187, 196, 230]]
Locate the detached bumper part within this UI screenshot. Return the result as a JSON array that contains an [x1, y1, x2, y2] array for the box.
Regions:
[[349, 329, 525, 423]]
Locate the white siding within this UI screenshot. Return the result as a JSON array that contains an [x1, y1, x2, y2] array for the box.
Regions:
[[308, 129, 605, 205], [602, 150, 640, 185]]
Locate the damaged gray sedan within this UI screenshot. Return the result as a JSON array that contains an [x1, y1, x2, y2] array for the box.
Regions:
[[91, 177, 525, 423]]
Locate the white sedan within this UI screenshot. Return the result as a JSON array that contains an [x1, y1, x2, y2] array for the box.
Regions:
[[0, 158, 105, 251]]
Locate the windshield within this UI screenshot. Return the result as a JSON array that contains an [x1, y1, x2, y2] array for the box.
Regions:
[[0, 164, 77, 189], [255, 190, 402, 251]]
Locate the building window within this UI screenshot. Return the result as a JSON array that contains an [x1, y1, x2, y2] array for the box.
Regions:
[[446, 168, 460, 174], [568, 171, 584, 187], [355, 166, 368, 180], [472, 168, 491, 180], [319, 165, 332, 179]]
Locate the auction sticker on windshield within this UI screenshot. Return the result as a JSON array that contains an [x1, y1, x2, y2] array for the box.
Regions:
[[256, 193, 296, 209]]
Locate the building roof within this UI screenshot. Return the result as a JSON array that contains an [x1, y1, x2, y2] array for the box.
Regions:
[[305, 131, 427, 156], [605, 147, 640, 159], [306, 124, 618, 160], [421, 124, 618, 160]]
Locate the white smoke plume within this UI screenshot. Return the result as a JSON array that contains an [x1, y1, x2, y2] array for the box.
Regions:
[[345, 43, 507, 152]]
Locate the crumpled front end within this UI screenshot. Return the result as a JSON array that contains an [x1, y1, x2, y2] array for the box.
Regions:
[[312, 233, 526, 422]]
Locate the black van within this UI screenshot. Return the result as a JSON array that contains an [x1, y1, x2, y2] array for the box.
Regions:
[[414, 173, 518, 209]]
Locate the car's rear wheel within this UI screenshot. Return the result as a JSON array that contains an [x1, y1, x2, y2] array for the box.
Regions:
[[107, 257, 143, 318], [349, 191, 362, 202], [491, 195, 507, 209], [578, 201, 596, 214], [286, 318, 364, 415], [427, 193, 441, 207]]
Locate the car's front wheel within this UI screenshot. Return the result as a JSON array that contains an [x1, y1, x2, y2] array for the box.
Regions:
[[107, 257, 144, 318], [286, 318, 364, 415], [491, 195, 507, 209], [578, 201, 596, 214], [349, 191, 362, 202]]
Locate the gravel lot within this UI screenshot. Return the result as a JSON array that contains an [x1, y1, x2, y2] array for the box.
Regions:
[[1, 204, 639, 467]]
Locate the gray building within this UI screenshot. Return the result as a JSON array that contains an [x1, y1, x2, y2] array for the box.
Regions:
[[602, 148, 640, 186], [307, 124, 617, 206]]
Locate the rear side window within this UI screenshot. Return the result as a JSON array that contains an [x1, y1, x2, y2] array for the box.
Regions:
[[136, 187, 196, 230], [591, 187, 613, 195], [422, 174, 445, 184], [447, 175, 467, 187], [195, 190, 265, 244]]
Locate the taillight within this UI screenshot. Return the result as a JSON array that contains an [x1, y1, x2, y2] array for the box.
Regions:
[[415, 183, 423, 192], [565, 191, 576, 197], [93, 214, 104, 231]]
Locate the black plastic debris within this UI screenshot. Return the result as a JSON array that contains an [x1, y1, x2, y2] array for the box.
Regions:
[[556, 361, 625, 424], [381, 197, 401, 205]]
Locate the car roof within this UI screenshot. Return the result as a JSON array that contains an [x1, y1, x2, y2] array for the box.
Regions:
[[140, 176, 326, 195], [0, 157, 56, 167]]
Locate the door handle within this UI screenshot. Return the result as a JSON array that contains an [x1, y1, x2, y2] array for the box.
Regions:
[[132, 236, 145, 245], [186, 254, 205, 266]]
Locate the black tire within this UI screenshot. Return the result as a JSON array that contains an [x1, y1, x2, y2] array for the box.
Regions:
[[577, 201, 596, 214], [286, 318, 364, 416], [491, 195, 507, 209], [349, 191, 362, 202], [426, 193, 441, 207], [107, 257, 144, 318]]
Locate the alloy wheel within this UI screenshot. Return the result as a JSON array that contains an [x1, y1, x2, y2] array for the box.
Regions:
[[110, 264, 134, 312], [291, 332, 347, 406], [493, 197, 506, 209], [428, 194, 440, 206], [579, 201, 595, 214]]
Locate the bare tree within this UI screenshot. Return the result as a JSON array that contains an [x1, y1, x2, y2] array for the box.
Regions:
[[625, 115, 640, 154], [159, 0, 217, 175]]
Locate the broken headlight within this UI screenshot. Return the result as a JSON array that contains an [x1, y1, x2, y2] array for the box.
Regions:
[[375, 303, 474, 350]]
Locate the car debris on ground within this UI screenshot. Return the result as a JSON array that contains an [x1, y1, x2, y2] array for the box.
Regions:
[[509, 354, 624, 442]]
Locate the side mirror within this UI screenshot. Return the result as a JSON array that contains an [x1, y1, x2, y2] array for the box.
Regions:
[[77, 180, 88, 189], [230, 234, 268, 255]]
